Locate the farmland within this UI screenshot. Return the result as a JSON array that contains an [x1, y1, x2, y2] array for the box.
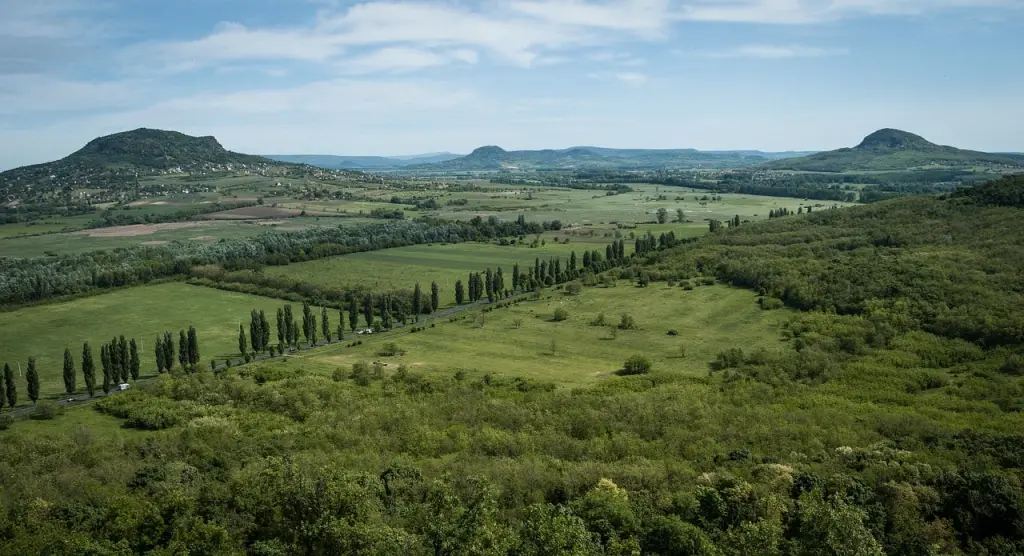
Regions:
[[0, 282, 293, 404], [307, 282, 790, 388]]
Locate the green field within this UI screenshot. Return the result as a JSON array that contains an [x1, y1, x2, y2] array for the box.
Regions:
[[305, 282, 790, 388], [0, 283, 292, 404], [265, 239, 628, 307]]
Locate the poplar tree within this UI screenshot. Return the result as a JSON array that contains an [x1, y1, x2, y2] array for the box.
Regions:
[[119, 336, 129, 383], [291, 322, 300, 348], [486, 268, 495, 302], [250, 310, 262, 353], [412, 283, 422, 321], [455, 280, 465, 305], [321, 306, 331, 343], [178, 330, 188, 370], [430, 281, 440, 312], [3, 363, 15, 408], [260, 310, 270, 352], [302, 302, 313, 344], [337, 309, 345, 342], [155, 335, 165, 373], [187, 326, 199, 368], [284, 304, 295, 346], [129, 339, 141, 380], [362, 293, 374, 328], [277, 307, 285, 345], [238, 324, 248, 356], [100, 345, 112, 394], [513, 264, 520, 291], [0, 362, 5, 409], [63, 348, 76, 395], [348, 297, 359, 332], [82, 343, 96, 396], [26, 358, 39, 403], [163, 331, 175, 371]]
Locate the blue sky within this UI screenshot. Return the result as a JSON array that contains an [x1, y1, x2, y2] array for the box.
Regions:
[[1, 0, 1023, 169]]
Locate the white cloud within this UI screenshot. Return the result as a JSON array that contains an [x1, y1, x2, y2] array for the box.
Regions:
[[340, 47, 479, 74], [0, 75, 147, 113], [701, 44, 849, 59], [675, 0, 1024, 25], [615, 72, 649, 85]]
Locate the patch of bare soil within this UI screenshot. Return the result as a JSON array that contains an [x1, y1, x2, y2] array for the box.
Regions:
[[72, 221, 210, 238]]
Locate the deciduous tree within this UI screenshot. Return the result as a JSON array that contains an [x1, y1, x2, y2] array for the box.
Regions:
[[431, 281, 440, 312], [3, 363, 16, 408], [82, 342, 95, 396], [238, 324, 247, 357], [26, 357, 40, 403], [63, 348, 76, 394], [455, 280, 465, 305], [129, 339, 141, 380]]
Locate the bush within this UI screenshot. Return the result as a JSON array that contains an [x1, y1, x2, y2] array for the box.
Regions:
[[758, 297, 785, 310], [565, 281, 582, 296], [31, 400, 63, 420], [667, 329, 679, 336], [619, 314, 637, 330], [619, 355, 652, 376], [1000, 354, 1024, 376], [552, 308, 570, 322], [378, 342, 405, 357], [0, 414, 13, 430], [590, 313, 606, 326]]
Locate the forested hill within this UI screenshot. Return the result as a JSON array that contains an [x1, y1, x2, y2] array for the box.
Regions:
[[649, 174, 1024, 348], [0, 128, 281, 202], [411, 145, 790, 171], [761, 128, 1024, 172]]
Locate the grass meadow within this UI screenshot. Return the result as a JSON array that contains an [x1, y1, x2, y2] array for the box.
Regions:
[[302, 282, 791, 388], [0, 282, 292, 405]]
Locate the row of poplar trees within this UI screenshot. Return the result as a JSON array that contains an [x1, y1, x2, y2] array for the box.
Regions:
[[0, 328, 202, 411]]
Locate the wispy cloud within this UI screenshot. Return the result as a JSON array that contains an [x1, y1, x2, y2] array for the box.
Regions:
[[674, 0, 1024, 25], [340, 47, 479, 74], [700, 44, 850, 59], [615, 72, 649, 85]]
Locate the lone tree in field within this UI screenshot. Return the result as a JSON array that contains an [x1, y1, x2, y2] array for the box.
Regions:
[[620, 355, 652, 376], [431, 281, 440, 312], [455, 280, 465, 305], [3, 363, 16, 408], [26, 357, 40, 404], [676, 208, 685, 223], [238, 324, 248, 357], [63, 348, 76, 395], [129, 339, 141, 381], [321, 306, 331, 343], [82, 343, 96, 397]]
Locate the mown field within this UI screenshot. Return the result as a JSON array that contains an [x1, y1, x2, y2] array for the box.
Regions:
[[265, 238, 620, 307], [304, 282, 790, 388], [0, 282, 294, 404]]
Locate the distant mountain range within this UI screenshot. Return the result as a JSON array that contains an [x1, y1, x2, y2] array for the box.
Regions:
[[400, 146, 813, 172], [760, 129, 1024, 172], [264, 153, 463, 170]]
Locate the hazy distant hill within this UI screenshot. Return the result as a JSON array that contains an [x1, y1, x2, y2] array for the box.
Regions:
[[0, 128, 281, 201], [761, 129, 1024, 172], [408, 145, 800, 171], [266, 153, 462, 170]]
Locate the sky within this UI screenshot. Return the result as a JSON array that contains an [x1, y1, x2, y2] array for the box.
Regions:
[[1, 0, 1023, 169]]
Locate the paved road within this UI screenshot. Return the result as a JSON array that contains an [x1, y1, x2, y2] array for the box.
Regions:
[[2, 293, 528, 422]]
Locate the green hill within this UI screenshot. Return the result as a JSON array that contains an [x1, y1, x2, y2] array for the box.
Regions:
[[0, 128, 281, 202], [761, 128, 1024, 172], [412, 145, 782, 171]]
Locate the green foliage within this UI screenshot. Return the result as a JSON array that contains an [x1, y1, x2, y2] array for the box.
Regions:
[[620, 355, 652, 375], [618, 313, 636, 330], [30, 399, 63, 420], [552, 308, 570, 322], [378, 342, 405, 357]]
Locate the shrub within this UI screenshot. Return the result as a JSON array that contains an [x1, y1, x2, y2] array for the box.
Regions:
[[667, 329, 679, 336], [565, 281, 582, 296], [0, 414, 13, 430], [378, 342, 405, 357], [619, 355, 652, 376], [590, 313, 606, 326], [999, 354, 1024, 376], [711, 348, 745, 371], [758, 297, 785, 310], [552, 308, 570, 322], [619, 314, 637, 330]]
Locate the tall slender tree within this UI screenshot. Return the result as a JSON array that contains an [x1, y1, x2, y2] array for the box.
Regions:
[[284, 304, 295, 346], [337, 309, 345, 342], [277, 307, 285, 345], [250, 310, 262, 353], [238, 324, 248, 356], [485, 268, 495, 302], [430, 281, 440, 312], [63, 348, 76, 395], [100, 345, 112, 394], [163, 331, 174, 371], [82, 343, 96, 396], [0, 362, 4, 410], [129, 339, 141, 380], [348, 297, 359, 333], [455, 280, 465, 305], [495, 268, 505, 296], [309, 314, 318, 345], [26, 358, 39, 403], [362, 293, 374, 328], [178, 330, 188, 370], [321, 306, 331, 343], [118, 336, 129, 383], [155, 335, 165, 373], [291, 322, 300, 348], [301, 302, 313, 344], [260, 310, 271, 352], [512, 264, 520, 291], [412, 283, 422, 321], [3, 363, 16, 408], [108, 338, 120, 383], [187, 327, 199, 368]]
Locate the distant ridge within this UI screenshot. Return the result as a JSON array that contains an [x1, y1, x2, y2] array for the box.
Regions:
[[761, 128, 1024, 172], [265, 153, 462, 170]]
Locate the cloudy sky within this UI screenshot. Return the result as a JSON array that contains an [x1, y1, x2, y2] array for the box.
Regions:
[[1, 0, 1023, 169]]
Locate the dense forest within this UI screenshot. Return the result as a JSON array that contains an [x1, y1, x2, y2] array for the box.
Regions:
[[0, 177, 1023, 555]]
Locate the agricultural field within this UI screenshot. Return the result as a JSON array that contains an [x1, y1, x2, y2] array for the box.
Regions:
[[0, 282, 294, 404], [265, 237, 628, 307], [305, 282, 791, 388]]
